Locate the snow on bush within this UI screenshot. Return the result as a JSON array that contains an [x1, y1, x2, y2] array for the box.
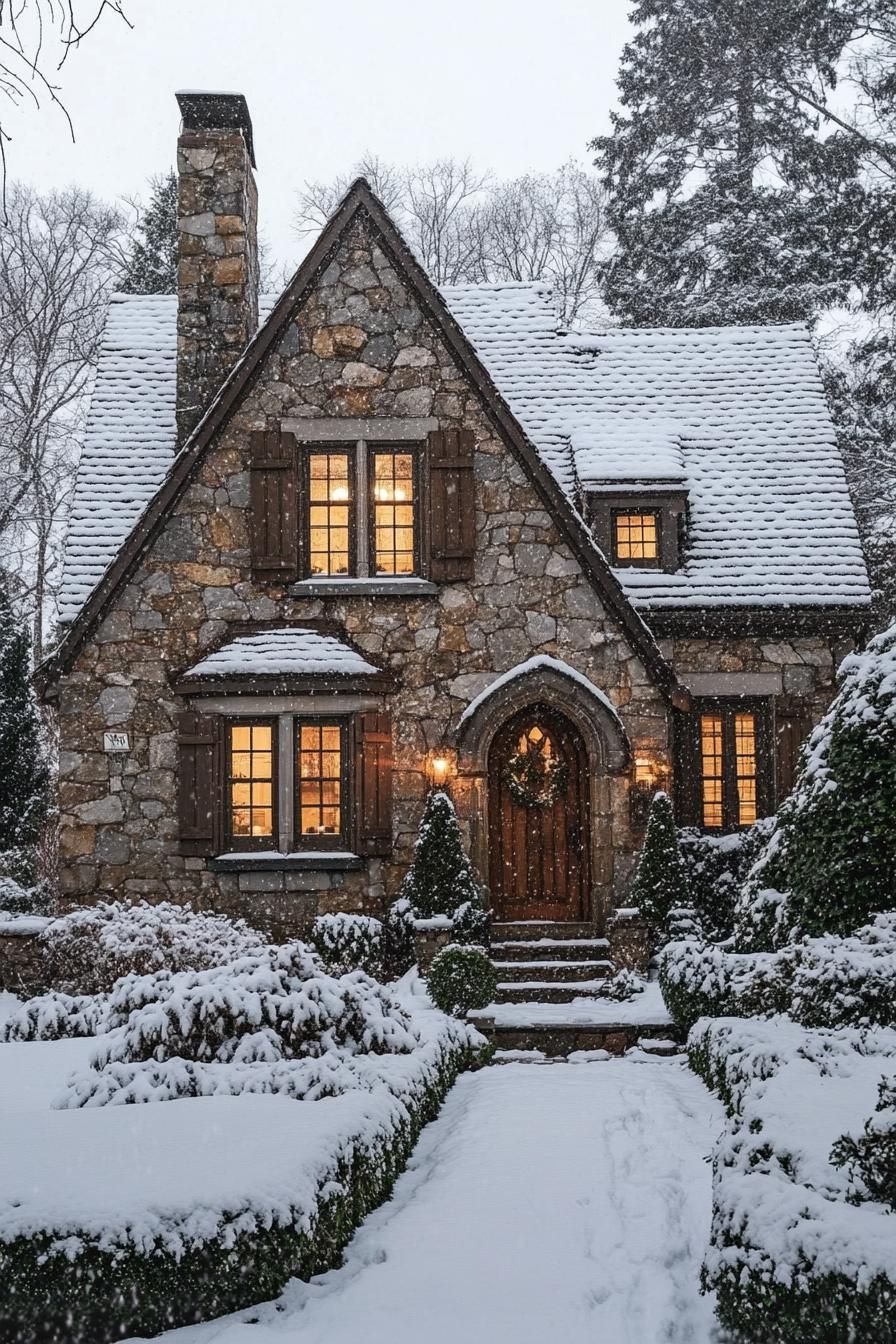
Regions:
[[691, 1016, 896, 1341], [42, 899, 266, 994], [449, 898, 491, 949], [627, 792, 690, 946], [832, 1078, 896, 1213], [2, 991, 107, 1042], [311, 913, 383, 977], [383, 897, 417, 977], [427, 944, 496, 1016], [597, 968, 647, 1002], [399, 790, 487, 918], [660, 914, 896, 1034], [0, 874, 52, 919], [680, 818, 773, 944], [1, 993, 486, 1344]]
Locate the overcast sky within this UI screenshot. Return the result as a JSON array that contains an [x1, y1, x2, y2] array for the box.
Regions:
[[7, 0, 632, 268]]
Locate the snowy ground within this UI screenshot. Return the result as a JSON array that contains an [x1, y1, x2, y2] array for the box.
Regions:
[[144, 1056, 722, 1344]]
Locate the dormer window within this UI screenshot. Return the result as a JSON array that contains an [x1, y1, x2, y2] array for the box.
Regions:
[[612, 510, 660, 567]]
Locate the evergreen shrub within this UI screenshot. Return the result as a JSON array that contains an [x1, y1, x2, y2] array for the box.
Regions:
[[311, 913, 383, 977], [42, 900, 266, 995], [399, 790, 485, 919], [427, 944, 497, 1016], [0, 589, 49, 888], [680, 818, 773, 943], [628, 792, 690, 946], [383, 898, 416, 978], [832, 1079, 896, 1213]]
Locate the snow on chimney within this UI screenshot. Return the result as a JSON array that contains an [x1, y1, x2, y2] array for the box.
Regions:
[[175, 90, 259, 446]]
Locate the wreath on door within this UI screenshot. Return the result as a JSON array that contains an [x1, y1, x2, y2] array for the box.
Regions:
[[503, 733, 568, 809]]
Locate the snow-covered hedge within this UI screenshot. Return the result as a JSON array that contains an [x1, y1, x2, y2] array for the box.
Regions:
[[679, 819, 773, 943], [42, 899, 266, 994], [0, 992, 486, 1344], [311, 912, 384, 977], [659, 914, 896, 1034], [690, 1016, 896, 1342], [2, 990, 107, 1042]]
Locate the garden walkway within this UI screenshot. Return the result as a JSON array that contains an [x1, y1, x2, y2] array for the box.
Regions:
[[155, 1055, 722, 1344]]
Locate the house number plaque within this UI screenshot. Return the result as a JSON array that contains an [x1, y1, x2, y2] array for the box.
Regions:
[[103, 731, 130, 753]]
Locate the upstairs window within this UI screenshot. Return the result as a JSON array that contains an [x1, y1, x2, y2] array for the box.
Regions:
[[612, 510, 660, 567], [302, 442, 419, 579], [307, 452, 353, 576], [371, 449, 418, 575]]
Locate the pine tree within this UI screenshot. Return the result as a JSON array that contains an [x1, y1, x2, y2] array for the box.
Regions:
[[399, 790, 483, 918], [592, 0, 862, 325], [770, 620, 896, 937], [120, 171, 178, 294], [629, 792, 691, 943], [0, 583, 49, 885]]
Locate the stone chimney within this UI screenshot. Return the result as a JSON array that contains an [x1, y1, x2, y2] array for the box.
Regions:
[[175, 90, 259, 445]]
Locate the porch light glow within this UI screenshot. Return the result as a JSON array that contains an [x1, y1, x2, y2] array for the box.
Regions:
[[630, 753, 664, 829], [428, 753, 451, 785]]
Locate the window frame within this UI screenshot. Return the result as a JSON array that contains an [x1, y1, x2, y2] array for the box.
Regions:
[[223, 716, 280, 852], [302, 445, 358, 579], [611, 507, 662, 569], [293, 716, 351, 851], [685, 697, 774, 833], [298, 439, 423, 580], [367, 442, 422, 579]]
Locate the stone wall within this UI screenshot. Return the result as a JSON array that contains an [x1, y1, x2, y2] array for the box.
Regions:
[[52, 212, 671, 939]]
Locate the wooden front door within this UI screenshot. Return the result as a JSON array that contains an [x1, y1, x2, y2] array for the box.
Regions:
[[488, 704, 590, 921]]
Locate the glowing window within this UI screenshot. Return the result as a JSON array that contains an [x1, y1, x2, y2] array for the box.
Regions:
[[700, 714, 724, 829], [308, 452, 352, 575], [297, 722, 344, 842], [372, 451, 416, 575], [613, 511, 659, 564], [227, 722, 274, 843], [734, 713, 758, 827], [697, 706, 763, 831]]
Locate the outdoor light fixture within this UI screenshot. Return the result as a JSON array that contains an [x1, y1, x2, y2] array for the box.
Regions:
[[428, 753, 451, 787], [630, 754, 664, 829]]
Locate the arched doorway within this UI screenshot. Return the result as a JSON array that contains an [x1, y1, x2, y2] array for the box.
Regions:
[[488, 703, 591, 921]]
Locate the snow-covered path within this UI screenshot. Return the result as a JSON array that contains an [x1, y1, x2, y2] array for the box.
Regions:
[[152, 1057, 722, 1344]]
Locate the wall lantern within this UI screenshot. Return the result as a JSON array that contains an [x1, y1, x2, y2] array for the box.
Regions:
[[630, 754, 665, 830], [427, 751, 452, 789]]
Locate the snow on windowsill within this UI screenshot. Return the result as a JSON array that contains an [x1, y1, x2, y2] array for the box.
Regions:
[[208, 851, 364, 872]]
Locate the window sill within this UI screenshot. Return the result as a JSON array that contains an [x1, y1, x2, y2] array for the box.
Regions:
[[208, 852, 365, 873], [289, 577, 438, 597]]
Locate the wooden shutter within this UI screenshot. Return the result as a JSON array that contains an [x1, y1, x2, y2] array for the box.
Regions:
[[354, 711, 393, 856], [426, 428, 475, 581], [177, 711, 221, 856], [775, 702, 813, 805], [249, 427, 299, 580]]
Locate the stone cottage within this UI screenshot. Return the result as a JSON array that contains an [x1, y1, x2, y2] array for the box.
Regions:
[[37, 91, 871, 944]]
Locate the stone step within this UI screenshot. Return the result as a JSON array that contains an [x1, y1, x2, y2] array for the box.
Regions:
[[492, 959, 613, 984], [494, 981, 610, 1005], [491, 939, 611, 963], [491, 921, 596, 942], [476, 1020, 679, 1059]]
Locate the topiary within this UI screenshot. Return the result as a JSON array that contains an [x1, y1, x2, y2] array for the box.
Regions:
[[398, 790, 484, 919], [451, 900, 491, 949], [770, 622, 896, 938], [628, 791, 691, 946], [427, 944, 497, 1017], [311, 913, 383, 978]]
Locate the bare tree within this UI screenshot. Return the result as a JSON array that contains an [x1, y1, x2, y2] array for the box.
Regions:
[[0, 1, 131, 202], [0, 182, 124, 655], [296, 156, 610, 327]]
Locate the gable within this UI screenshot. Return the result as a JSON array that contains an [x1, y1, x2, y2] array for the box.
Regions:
[[42, 181, 676, 699]]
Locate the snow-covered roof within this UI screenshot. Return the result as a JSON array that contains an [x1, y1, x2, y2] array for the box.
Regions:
[[182, 627, 380, 680], [58, 283, 870, 621]]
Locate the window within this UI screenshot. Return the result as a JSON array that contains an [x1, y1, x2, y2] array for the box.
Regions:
[[296, 720, 346, 846], [612, 510, 660, 566], [301, 441, 420, 578], [307, 451, 353, 576], [692, 702, 769, 831], [371, 449, 417, 575], [226, 721, 276, 849]]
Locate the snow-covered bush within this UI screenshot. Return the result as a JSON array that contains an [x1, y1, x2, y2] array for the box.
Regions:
[[0, 874, 52, 918], [680, 818, 773, 944], [832, 1078, 896, 1212], [42, 899, 266, 994], [90, 942, 416, 1070], [399, 790, 486, 918], [2, 991, 107, 1042], [659, 939, 788, 1034], [691, 1017, 896, 1342], [450, 899, 491, 949], [628, 792, 690, 946], [427, 944, 496, 1016], [596, 968, 645, 1002], [311, 913, 383, 977], [661, 915, 896, 1035], [383, 897, 416, 977], [3, 999, 486, 1343]]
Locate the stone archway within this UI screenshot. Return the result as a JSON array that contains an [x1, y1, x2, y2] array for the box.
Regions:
[[453, 656, 631, 926]]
